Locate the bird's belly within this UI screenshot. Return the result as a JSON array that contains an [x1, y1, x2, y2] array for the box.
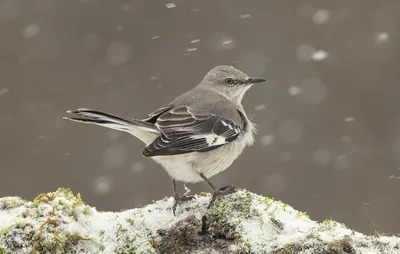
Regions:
[[151, 130, 254, 183]]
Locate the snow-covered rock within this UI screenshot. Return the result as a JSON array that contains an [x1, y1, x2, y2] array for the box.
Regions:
[[0, 188, 399, 253]]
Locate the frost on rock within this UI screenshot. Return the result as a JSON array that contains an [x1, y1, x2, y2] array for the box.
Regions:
[[1, 188, 400, 253]]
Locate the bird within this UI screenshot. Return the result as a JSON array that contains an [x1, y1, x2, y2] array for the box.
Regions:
[[63, 65, 266, 215]]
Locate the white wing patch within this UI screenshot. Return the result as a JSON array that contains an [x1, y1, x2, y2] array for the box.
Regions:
[[221, 120, 234, 130], [193, 134, 227, 147]]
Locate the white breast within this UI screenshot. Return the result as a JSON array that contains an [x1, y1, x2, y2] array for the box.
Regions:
[[151, 119, 256, 183]]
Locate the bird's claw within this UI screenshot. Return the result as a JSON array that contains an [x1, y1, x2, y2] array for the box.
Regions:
[[207, 185, 237, 209], [172, 195, 195, 216]]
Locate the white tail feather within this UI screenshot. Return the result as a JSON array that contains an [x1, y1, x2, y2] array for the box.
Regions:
[[64, 109, 160, 145]]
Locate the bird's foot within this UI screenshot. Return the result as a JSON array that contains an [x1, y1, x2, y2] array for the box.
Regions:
[[172, 194, 195, 216], [208, 185, 237, 209]]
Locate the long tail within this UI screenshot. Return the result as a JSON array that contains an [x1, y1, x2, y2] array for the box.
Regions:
[[63, 108, 160, 144]]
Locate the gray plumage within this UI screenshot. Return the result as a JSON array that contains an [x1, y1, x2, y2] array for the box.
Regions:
[[64, 65, 266, 213]]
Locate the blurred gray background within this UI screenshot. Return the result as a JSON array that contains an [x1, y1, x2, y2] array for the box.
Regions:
[[1, 0, 399, 234]]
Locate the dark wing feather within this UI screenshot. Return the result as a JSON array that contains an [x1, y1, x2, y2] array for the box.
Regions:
[[142, 106, 244, 157], [142, 104, 174, 124]]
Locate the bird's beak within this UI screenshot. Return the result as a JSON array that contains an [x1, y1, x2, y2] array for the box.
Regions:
[[247, 77, 266, 84]]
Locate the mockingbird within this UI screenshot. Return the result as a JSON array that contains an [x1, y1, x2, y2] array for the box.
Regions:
[[64, 65, 266, 215]]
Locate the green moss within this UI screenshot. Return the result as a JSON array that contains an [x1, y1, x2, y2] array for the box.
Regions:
[[0, 227, 9, 236], [0, 247, 11, 254], [42, 188, 92, 221], [114, 222, 155, 253], [82, 207, 92, 216], [31, 218, 91, 254], [203, 190, 261, 252], [0, 221, 29, 238], [199, 192, 210, 197], [318, 219, 339, 231], [270, 243, 304, 254], [326, 237, 355, 254], [0, 189, 93, 253], [270, 217, 284, 230], [56, 188, 74, 200], [127, 218, 134, 226], [0, 197, 26, 210]]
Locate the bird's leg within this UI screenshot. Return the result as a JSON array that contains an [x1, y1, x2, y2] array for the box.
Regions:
[[172, 179, 195, 216], [199, 173, 237, 209]]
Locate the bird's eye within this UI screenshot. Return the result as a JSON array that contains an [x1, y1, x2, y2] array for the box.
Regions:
[[224, 77, 235, 86]]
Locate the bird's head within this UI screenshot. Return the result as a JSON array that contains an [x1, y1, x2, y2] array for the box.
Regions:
[[198, 65, 266, 104]]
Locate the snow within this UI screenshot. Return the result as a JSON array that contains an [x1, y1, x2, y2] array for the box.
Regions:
[[311, 50, 329, 61], [103, 145, 127, 169], [130, 161, 145, 173], [312, 9, 331, 25], [22, 24, 40, 38], [288, 86, 301, 96], [335, 155, 350, 170], [296, 45, 329, 62], [314, 149, 332, 166], [0, 88, 9, 96], [92, 176, 113, 195], [254, 104, 266, 111], [260, 134, 274, 147], [376, 33, 389, 43], [165, 3, 176, 9], [296, 44, 315, 61], [208, 33, 236, 51], [121, 4, 131, 11], [240, 14, 251, 19], [1, 188, 400, 253]]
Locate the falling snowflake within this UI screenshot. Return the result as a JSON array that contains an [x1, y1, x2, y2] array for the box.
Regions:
[[254, 104, 266, 111], [260, 134, 275, 147], [121, 4, 131, 11], [296, 44, 315, 61], [103, 145, 127, 170], [22, 24, 40, 38], [314, 149, 332, 166], [375, 33, 389, 44], [92, 176, 114, 195], [0, 88, 9, 96], [312, 9, 331, 25], [208, 33, 236, 51], [288, 86, 301, 96], [335, 155, 350, 170], [311, 50, 329, 61], [166, 3, 176, 8], [131, 162, 145, 173]]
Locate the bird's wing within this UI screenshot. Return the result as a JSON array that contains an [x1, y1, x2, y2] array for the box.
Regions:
[[142, 105, 244, 157], [142, 104, 175, 123]]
